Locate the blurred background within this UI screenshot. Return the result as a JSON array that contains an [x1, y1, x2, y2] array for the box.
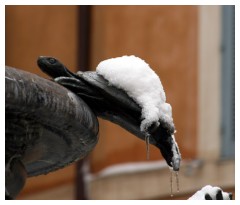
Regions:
[[5, 5, 235, 199]]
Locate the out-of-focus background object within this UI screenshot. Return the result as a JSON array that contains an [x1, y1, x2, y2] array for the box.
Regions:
[[5, 5, 235, 199]]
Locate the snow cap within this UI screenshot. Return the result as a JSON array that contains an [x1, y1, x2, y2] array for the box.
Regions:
[[96, 55, 173, 132]]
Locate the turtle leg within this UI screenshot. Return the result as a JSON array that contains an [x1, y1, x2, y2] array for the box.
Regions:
[[5, 155, 27, 199]]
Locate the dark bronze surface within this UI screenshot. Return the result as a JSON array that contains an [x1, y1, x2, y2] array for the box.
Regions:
[[5, 66, 99, 198]]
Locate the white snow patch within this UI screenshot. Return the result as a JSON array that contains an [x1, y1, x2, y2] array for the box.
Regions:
[[96, 55, 173, 132], [188, 185, 231, 200]]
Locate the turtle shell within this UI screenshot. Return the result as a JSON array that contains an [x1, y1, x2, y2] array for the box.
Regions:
[[79, 71, 142, 114]]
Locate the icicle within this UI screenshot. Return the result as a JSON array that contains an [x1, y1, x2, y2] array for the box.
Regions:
[[145, 133, 150, 160], [170, 169, 173, 197], [169, 168, 180, 197], [175, 171, 180, 192]]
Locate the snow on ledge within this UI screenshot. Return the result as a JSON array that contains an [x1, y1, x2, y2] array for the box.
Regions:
[[85, 160, 168, 181], [96, 55, 173, 132]]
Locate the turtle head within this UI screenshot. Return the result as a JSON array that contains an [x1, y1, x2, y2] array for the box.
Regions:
[[37, 56, 75, 79]]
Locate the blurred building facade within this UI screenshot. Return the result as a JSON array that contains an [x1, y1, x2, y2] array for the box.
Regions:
[[5, 5, 234, 199]]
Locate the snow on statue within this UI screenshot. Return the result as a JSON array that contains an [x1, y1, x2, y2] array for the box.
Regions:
[[96, 55, 173, 132]]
